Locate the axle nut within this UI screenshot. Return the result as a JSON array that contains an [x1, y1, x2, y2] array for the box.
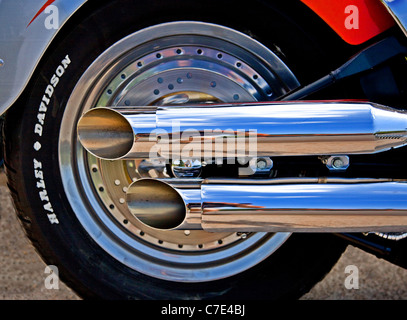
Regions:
[[326, 156, 350, 171]]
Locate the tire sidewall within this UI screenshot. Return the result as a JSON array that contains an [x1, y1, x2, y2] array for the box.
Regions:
[[6, 0, 347, 299]]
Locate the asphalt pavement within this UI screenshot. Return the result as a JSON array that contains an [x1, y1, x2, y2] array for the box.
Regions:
[[0, 172, 406, 300]]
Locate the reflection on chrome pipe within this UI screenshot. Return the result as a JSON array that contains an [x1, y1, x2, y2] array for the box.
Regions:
[[77, 102, 407, 160], [126, 178, 407, 232], [126, 178, 202, 230]]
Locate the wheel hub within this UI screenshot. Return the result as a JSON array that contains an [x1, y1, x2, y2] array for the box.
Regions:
[[60, 22, 298, 282]]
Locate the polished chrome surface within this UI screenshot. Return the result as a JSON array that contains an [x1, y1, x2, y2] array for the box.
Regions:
[[127, 177, 407, 233], [77, 107, 135, 159], [126, 178, 187, 229], [78, 102, 407, 160], [127, 179, 202, 230], [201, 179, 407, 232], [171, 159, 203, 178], [249, 157, 274, 175], [324, 155, 350, 171], [60, 21, 294, 282]]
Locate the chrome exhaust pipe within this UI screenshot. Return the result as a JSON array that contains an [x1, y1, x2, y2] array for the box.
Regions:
[[77, 102, 407, 160], [126, 178, 407, 232]]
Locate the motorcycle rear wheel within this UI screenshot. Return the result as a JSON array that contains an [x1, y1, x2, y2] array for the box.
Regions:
[[4, 0, 348, 299]]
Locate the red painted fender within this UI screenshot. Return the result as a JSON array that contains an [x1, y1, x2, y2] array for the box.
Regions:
[[301, 0, 395, 45]]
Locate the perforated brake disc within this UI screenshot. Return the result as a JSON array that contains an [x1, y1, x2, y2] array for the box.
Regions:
[[59, 22, 299, 282]]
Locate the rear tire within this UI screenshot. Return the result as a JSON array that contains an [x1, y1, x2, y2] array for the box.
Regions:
[[4, 0, 348, 299]]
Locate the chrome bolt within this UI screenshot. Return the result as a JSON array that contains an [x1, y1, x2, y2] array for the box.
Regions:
[[237, 232, 248, 239], [249, 157, 273, 175], [325, 155, 349, 171], [332, 158, 345, 169], [256, 159, 268, 169]]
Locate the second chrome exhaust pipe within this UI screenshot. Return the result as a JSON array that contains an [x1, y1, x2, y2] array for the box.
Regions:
[[126, 178, 407, 233], [77, 101, 407, 160]]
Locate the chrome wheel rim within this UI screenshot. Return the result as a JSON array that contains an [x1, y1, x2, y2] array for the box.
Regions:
[[59, 22, 298, 282]]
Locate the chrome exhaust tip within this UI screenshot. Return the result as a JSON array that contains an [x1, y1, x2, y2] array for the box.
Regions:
[[77, 108, 135, 160], [77, 102, 407, 161], [126, 179, 187, 230], [126, 178, 407, 233]]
